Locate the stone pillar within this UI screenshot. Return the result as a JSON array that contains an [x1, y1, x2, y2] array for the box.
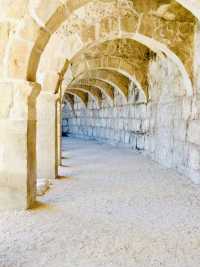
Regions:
[[36, 92, 57, 181], [56, 98, 62, 170], [0, 81, 40, 210]]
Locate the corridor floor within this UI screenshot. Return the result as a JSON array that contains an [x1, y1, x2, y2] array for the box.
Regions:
[[1, 137, 200, 267]]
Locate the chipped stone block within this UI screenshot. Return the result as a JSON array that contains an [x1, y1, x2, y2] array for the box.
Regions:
[[37, 179, 50, 196]]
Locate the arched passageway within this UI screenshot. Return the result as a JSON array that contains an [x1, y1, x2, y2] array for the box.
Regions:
[[0, 0, 200, 265], [0, 0, 199, 211]]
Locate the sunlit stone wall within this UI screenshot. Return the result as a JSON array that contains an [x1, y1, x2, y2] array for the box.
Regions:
[[63, 56, 200, 183]]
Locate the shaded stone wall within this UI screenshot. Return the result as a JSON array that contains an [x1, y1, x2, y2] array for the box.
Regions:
[[63, 57, 200, 184], [62, 81, 148, 149]]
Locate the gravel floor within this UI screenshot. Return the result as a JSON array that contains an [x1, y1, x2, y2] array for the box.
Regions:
[[0, 137, 200, 267]]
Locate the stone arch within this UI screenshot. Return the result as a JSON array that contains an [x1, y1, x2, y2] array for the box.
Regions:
[[69, 69, 131, 101], [51, 29, 195, 100], [68, 76, 146, 106], [66, 30, 194, 95], [65, 90, 88, 107], [70, 79, 115, 104], [4, 0, 95, 80], [67, 84, 102, 107], [0, 0, 199, 210], [5, 0, 196, 97], [70, 55, 149, 100], [35, 1, 196, 98]]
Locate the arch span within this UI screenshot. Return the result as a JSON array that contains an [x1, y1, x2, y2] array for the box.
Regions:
[[67, 85, 102, 107], [5, 0, 195, 99], [71, 55, 149, 100], [70, 69, 131, 101], [65, 89, 88, 107]]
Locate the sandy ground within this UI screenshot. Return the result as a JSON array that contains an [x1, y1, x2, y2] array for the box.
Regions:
[[0, 137, 200, 267]]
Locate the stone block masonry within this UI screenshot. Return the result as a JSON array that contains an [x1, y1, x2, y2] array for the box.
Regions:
[[63, 57, 200, 184]]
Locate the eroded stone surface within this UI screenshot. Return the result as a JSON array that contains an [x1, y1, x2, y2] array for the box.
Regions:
[[36, 179, 50, 196]]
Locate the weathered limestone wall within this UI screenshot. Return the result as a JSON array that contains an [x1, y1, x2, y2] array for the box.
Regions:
[[63, 56, 200, 184], [148, 57, 200, 183], [63, 83, 147, 148], [0, 81, 40, 209]]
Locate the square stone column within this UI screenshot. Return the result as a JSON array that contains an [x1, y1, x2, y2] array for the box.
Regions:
[[0, 81, 40, 210], [36, 92, 57, 181], [56, 98, 62, 171]]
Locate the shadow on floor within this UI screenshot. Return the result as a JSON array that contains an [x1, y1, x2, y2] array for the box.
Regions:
[[57, 175, 74, 180], [62, 156, 70, 160], [60, 164, 71, 168], [30, 201, 56, 212]]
